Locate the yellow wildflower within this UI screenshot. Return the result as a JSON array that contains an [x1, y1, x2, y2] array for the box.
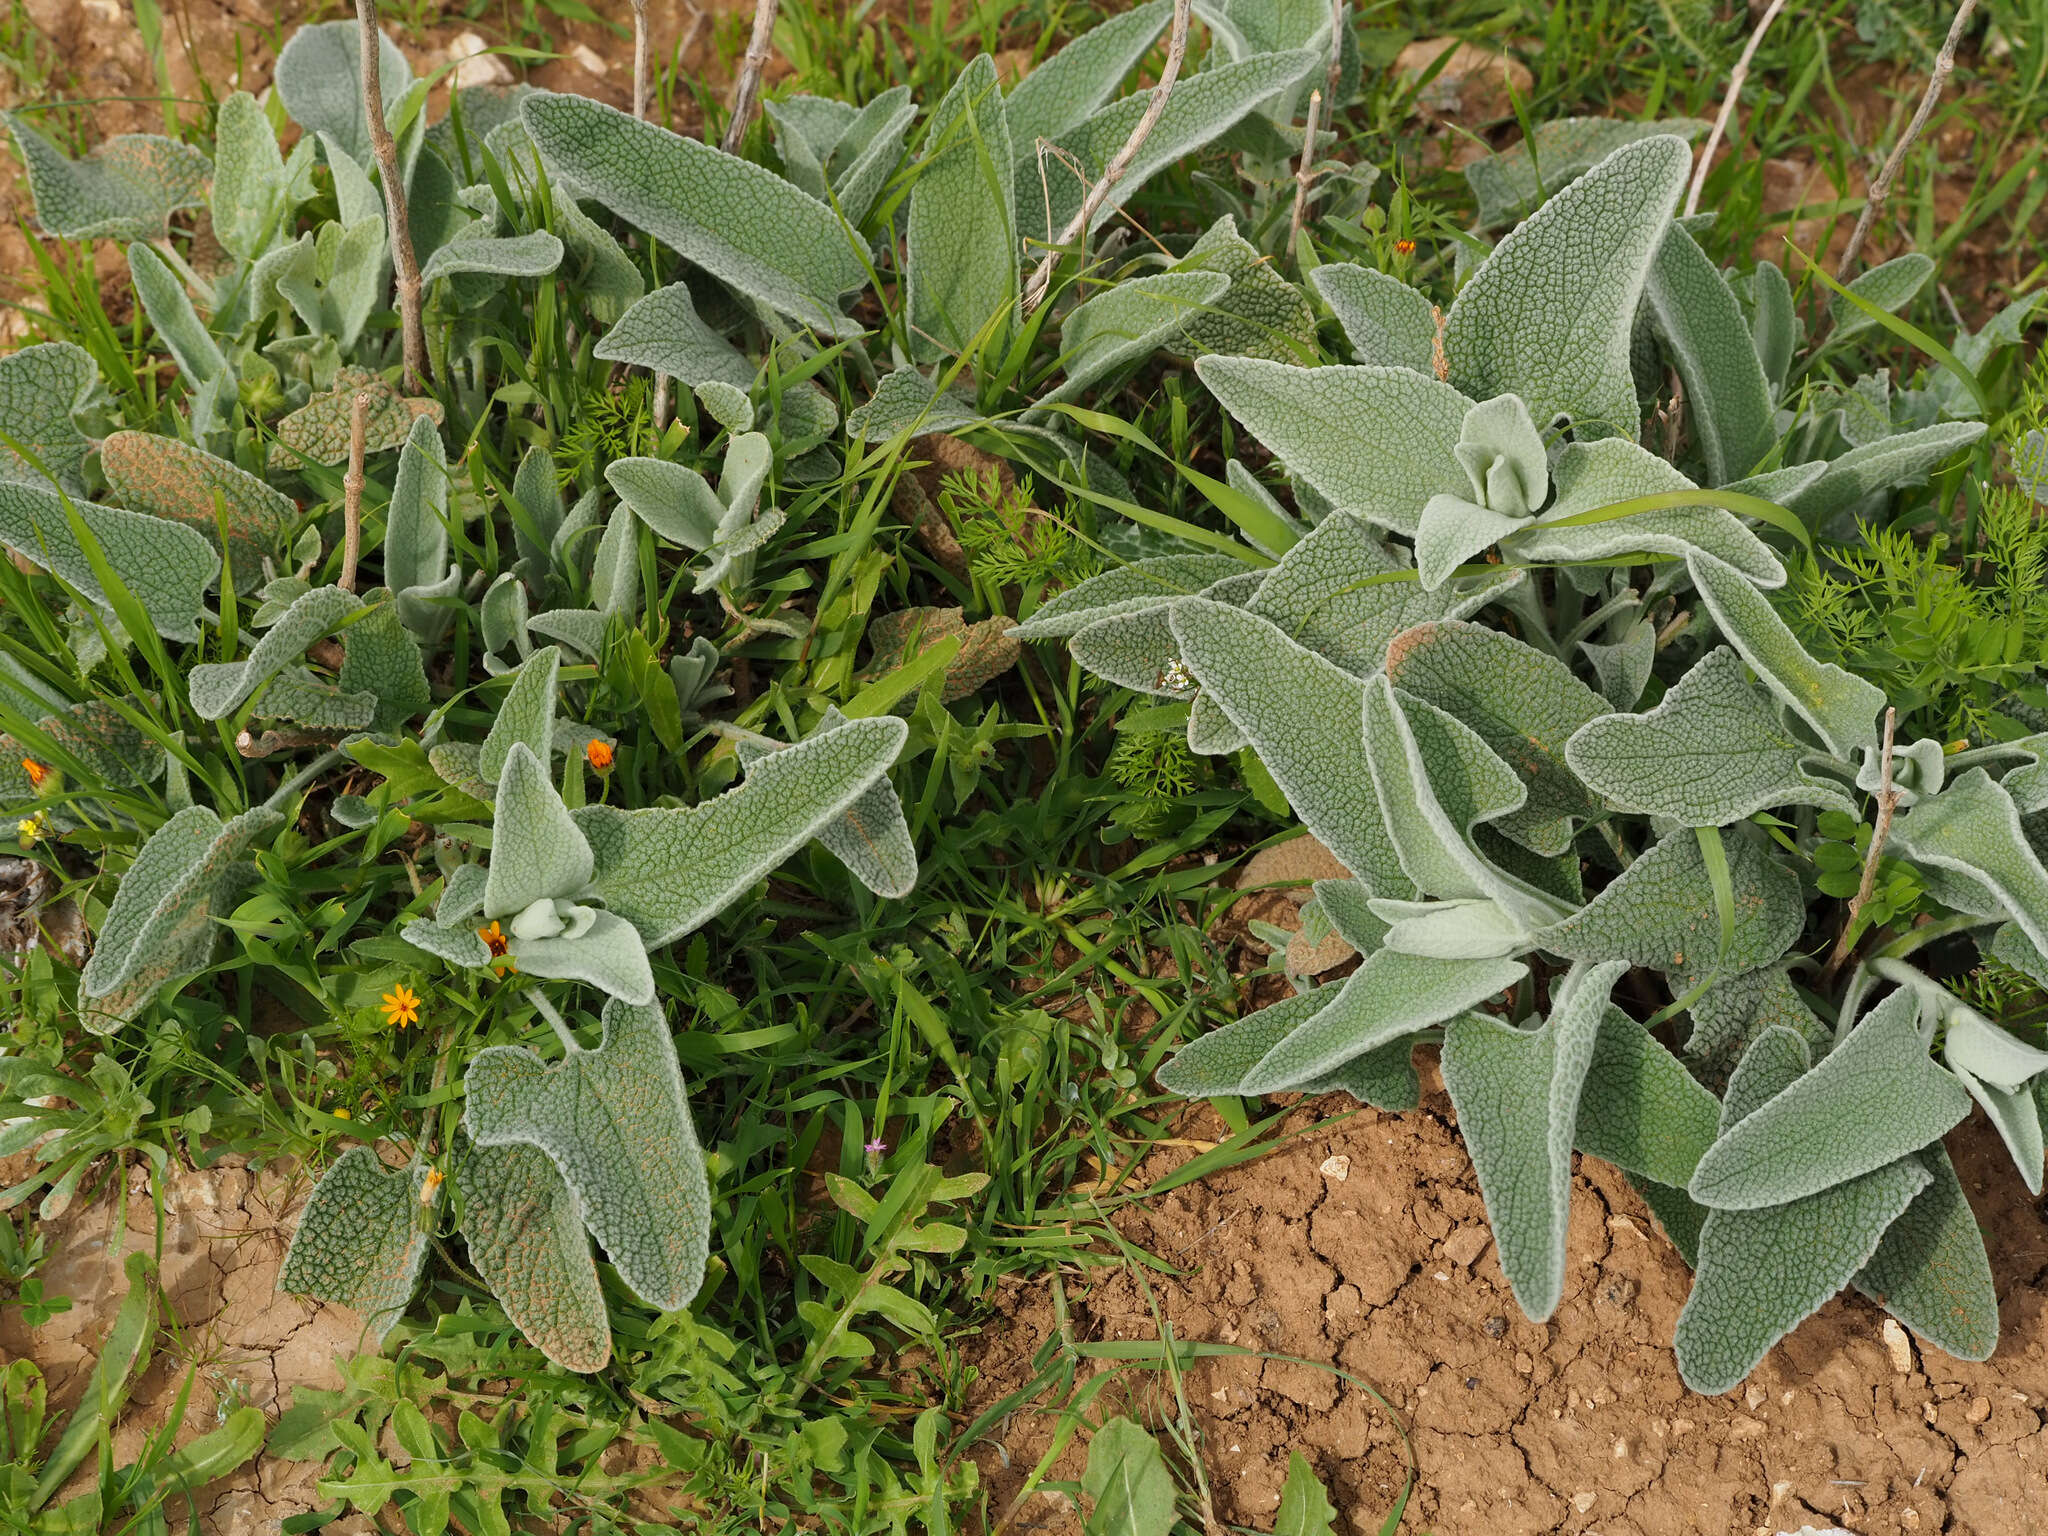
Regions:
[[380, 984, 422, 1030]]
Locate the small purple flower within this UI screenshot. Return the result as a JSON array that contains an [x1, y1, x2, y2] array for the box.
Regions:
[[864, 1138, 887, 1156]]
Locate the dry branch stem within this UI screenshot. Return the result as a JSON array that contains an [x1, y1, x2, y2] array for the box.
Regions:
[[1685, 0, 1787, 217], [1289, 89, 1324, 255], [629, 0, 651, 122], [1324, 0, 1346, 109], [356, 0, 428, 391], [722, 0, 780, 155], [340, 391, 369, 594], [1826, 706, 1901, 983], [1021, 0, 1194, 315], [1837, 0, 1980, 275]]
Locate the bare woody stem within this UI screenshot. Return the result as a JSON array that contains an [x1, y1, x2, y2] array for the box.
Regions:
[[340, 391, 369, 594], [722, 0, 780, 155], [1288, 89, 1323, 255], [356, 0, 429, 391], [1021, 0, 1193, 315], [1684, 0, 1787, 217], [1324, 0, 1345, 110], [1837, 0, 1980, 275], [1825, 705, 1901, 984], [630, 0, 651, 122]]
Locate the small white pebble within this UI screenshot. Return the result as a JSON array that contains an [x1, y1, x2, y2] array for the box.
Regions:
[[1320, 1154, 1350, 1181]]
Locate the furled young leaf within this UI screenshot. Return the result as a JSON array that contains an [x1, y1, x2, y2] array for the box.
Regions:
[[1539, 824, 1802, 976], [278, 1148, 429, 1345], [1642, 222, 1776, 486], [1004, 0, 1172, 148], [128, 243, 228, 395], [0, 480, 218, 643], [478, 646, 561, 786], [907, 55, 1017, 363], [1167, 214, 1316, 363], [1689, 990, 1970, 1210], [1852, 1145, 1999, 1364], [0, 342, 98, 488], [1747, 260, 1797, 393], [1081, 1417, 1176, 1536], [1167, 597, 1410, 895], [1683, 965, 1831, 1075], [1443, 135, 1691, 437], [1575, 1005, 1722, 1186], [271, 368, 444, 470], [523, 92, 866, 337], [591, 281, 754, 389], [736, 707, 918, 898], [1308, 263, 1437, 373], [1441, 960, 1625, 1320], [1029, 271, 1230, 418], [1463, 116, 1709, 227], [99, 432, 295, 589], [1892, 769, 2048, 958], [420, 229, 564, 281], [211, 91, 299, 261], [1828, 252, 1934, 341], [1686, 550, 1884, 758], [1565, 646, 1857, 826], [3, 114, 208, 241], [574, 716, 908, 945], [456, 1140, 611, 1373], [384, 414, 455, 634], [1195, 357, 1471, 535], [274, 21, 411, 170], [78, 805, 283, 1029], [189, 585, 362, 719], [465, 998, 710, 1312], [1782, 421, 1987, 527], [1011, 554, 1246, 639]]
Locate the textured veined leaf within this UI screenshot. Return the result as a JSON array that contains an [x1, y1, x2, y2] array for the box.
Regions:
[[3, 113, 209, 242], [1992, 922, 2048, 990], [1195, 357, 1472, 536], [128, 243, 228, 394], [336, 598, 430, 732], [1, 698, 162, 797], [385, 414, 454, 635], [1686, 550, 1883, 759], [211, 91, 298, 261], [862, 606, 1020, 702], [478, 646, 560, 787], [1004, 0, 1172, 148], [1307, 263, 1437, 373], [591, 282, 754, 389], [271, 368, 444, 470], [271, 217, 387, 351], [1574, 1005, 1721, 1186], [1852, 1145, 1999, 1364], [1629, 1173, 1707, 1268], [1782, 421, 1987, 527], [0, 480, 219, 643], [420, 229, 564, 281], [1304, 1035, 1424, 1111], [1314, 876, 1392, 954], [1441, 960, 1626, 1319], [278, 1147, 429, 1345], [1828, 252, 1934, 341], [522, 92, 866, 337], [1642, 222, 1776, 486], [1565, 646, 1857, 827], [465, 998, 710, 1312], [1444, 135, 1691, 438], [77, 805, 283, 1029], [456, 1140, 611, 1373], [0, 342, 98, 489], [482, 741, 594, 922], [1012, 554, 1247, 641], [1028, 271, 1231, 419], [274, 21, 411, 170], [99, 432, 295, 592], [189, 585, 362, 720], [1580, 621, 1654, 712], [1683, 965, 1831, 1076], [907, 55, 1017, 363], [575, 715, 908, 946], [1158, 988, 1329, 1097], [1688, 990, 1971, 1210], [1891, 771, 2048, 956], [735, 707, 918, 898], [1463, 116, 1709, 228], [1167, 214, 1317, 363]]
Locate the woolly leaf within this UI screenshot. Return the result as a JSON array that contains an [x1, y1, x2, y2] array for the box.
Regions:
[[736, 707, 918, 898], [271, 369, 444, 470], [274, 21, 411, 171], [512, 908, 655, 1005], [1783, 421, 1987, 526], [3, 114, 208, 241], [907, 54, 1017, 363], [1892, 769, 2048, 958], [1004, 0, 1171, 148], [1684, 965, 1832, 1076], [591, 282, 753, 389], [1852, 1145, 1999, 1364], [1580, 621, 1655, 712], [1158, 990, 1330, 1098], [1463, 116, 1709, 228], [823, 87, 917, 226], [0, 480, 218, 643], [336, 598, 430, 731], [128, 243, 228, 395], [189, 585, 362, 719], [99, 433, 294, 590], [272, 217, 387, 351], [1642, 222, 1776, 486], [464, 998, 710, 1312], [457, 1140, 611, 1373], [1575, 1006, 1722, 1186], [482, 741, 593, 921], [1029, 271, 1230, 419], [0, 342, 98, 489], [1308, 263, 1437, 372], [478, 646, 561, 786], [1829, 252, 1934, 341], [211, 91, 298, 261], [1010, 554, 1245, 639], [420, 229, 564, 281], [278, 1148, 428, 1345], [605, 458, 728, 551], [385, 414, 454, 633], [1167, 214, 1317, 363]]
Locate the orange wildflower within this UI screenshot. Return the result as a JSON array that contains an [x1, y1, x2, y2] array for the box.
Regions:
[[1394, 239, 1415, 256], [585, 738, 615, 773], [20, 758, 49, 789], [419, 1167, 444, 1205]]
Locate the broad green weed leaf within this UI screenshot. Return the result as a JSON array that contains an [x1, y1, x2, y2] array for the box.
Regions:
[[574, 715, 908, 945], [1686, 550, 1884, 758], [1688, 990, 1971, 1210], [0, 480, 218, 642], [1443, 135, 1691, 437], [1441, 960, 1625, 1319], [271, 368, 444, 470], [1010, 553, 1244, 639], [592, 282, 754, 389], [1274, 1451, 1339, 1536], [482, 741, 594, 922], [465, 997, 710, 1312], [1464, 117, 1708, 227], [1195, 357, 1471, 536], [1783, 421, 1986, 527], [1828, 252, 1934, 341], [1575, 1005, 1721, 1186], [278, 1148, 428, 1344], [523, 92, 866, 337], [1168, 215, 1316, 362], [457, 1140, 612, 1373], [0, 342, 97, 488], [1030, 271, 1230, 419], [1081, 1417, 1175, 1536], [478, 646, 561, 786], [420, 229, 564, 281], [1308, 263, 1437, 372], [1565, 646, 1857, 826], [274, 21, 411, 171], [1642, 223, 1775, 486], [1852, 1145, 1998, 1363], [3, 114, 208, 241], [907, 55, 1017, 363], [189, 585, 361, 719], [100, 432, 294, 590], [1004, 0, 1172, 147]]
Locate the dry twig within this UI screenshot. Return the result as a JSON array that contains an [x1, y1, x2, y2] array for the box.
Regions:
[[356, 0, 428, 391], [722, 0, 781, 155], [1826, 706, 1902, 983], [340, 391, 370, 594], [1685, 0, 1788, 217], [1324, 0, 1346, 109], [629, 0, 651, 121], [1288, 89, 1324, 254]]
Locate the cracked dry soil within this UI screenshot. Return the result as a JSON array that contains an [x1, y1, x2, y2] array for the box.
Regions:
[[961, 1069, 2048, 1536]]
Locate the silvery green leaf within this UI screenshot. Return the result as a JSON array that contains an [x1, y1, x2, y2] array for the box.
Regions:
[[1158, 987, 1327, 1097], [1992, 922, 2048, 990], [592, 282, 753, 389], [590, 501, 640, 618], [211, 91, 298, 261], [907, 55, 1017, 363], [275, 218, 388, 350], [401, 915, 492, 968], [1166, 214, 1316, 363], [1688, 989, 1970, 1211], [1367, 896, 1528, 958], [1028, 271, 1230, 421], [0, 481, 218, 644], [1463, 116, 1709, 228], [1540, 823, 1803, 976], [573, 716, 909, 946], [1856, 734, 1947, 805], [735, 707, 918, 899], [1683, 965, 1831, 1076], [1443, 135, 1691, 438], [1308, 263, 1437, 372], [1004, 0, 1173, 148], [1167, 597, 1411, 895], [824, 88, 916, 227], [438, 862, 489, 923], [457, 1140, 611, 1373], [386, 414, 452, 607], [694, 381, 754, 435], [270, 367, 443, 470], [465, 997, 710, 1312], [1642, 222, 1775, 486], [1933, 291, 2044, 417], [1069, 606, 1195, 699], [1852, 1145, 1998, 1363], [1575, 1004, 1721, 1186], [1512, 440, 1785, 587], [1828, 252, 1934, 341], [1747, 259, 1797, 394], [275, 21, 410, 170], [1441, 960, 1625, 1319], [3, 113, 208, 241], [1630, 1174, 1707, 1267], [1943, 1011, 2047, 1193], [512, 908, 655, 1005], [1452, 393, 1548, 514], [189, 585, 361, 719], [1385, 618, 1606, 854], [605, 458, 725, 550], [478, 648, 560, 791], [256, 667, 376, 730], [1990, 734, 2048, 814], [99, 432, 294, 593], [1686, 550, 1883, 758], [1414, 495, 1523, 591], [553, 193, 645, 324], [0, 342, 97, 489], [1308, 1036, 1423, 1111], [317, 133, 383, 230], [764, 96, 844, 200], [1237, 946, 1526, 1095], [1314, 876, 1391, 954], [1892, 770, 2048, 955], [522, 92, 866, 337], [528, 607, 605, 657], [1010, 554, 1245, 639], [420, 229, 563, 281], [338, 599, 430, 731], [843, 366, 982, 442], [127, 243, 228, 397], [278, 1148, 428, 1345], [1782, 421, 1987, 527], [1579, 621, 1655, 712], [77, 805, 282, 1029], [1195, 357, 1471, 535], [483, 742, 594, 921], [1566, 646, 1856, 826], [1022, 50, 1321, 244]]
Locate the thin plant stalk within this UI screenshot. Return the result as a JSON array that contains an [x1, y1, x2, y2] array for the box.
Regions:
[[1684, 0, 1787, 217], [1324, 0, 1345, 110], [355, 0, 428, 391], [1289, 88, 1324, 255], [340, 391, 370, 594], [722, 0, 780, 155], [1826, 706, 1901, 982], [630, 0, 651, 121]]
